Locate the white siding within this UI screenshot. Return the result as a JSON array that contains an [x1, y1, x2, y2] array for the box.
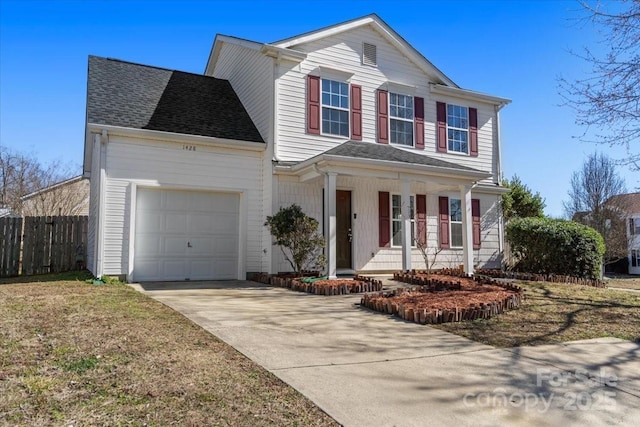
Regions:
[[275, 176, 502, 273], [212, 42, 273, 144], [276, 25, 499, 183], [101, 135, 265, 277]]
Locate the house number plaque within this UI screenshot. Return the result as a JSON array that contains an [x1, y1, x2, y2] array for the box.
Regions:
[[182, 144, 196, 151]]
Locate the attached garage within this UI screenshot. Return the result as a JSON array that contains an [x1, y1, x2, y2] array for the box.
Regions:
[[133, 188, 240, 281]]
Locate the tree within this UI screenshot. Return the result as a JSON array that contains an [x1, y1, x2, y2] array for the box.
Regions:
[[563, 152, 628, 263], [501, 175, 546, 221], [265, 204, 326, 276], [559, 1, 640, 168], [414, 230, 444, 276], [0, 147, 77, 215]]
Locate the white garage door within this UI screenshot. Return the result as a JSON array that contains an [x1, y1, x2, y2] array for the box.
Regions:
[[134, 188, 239, 281]]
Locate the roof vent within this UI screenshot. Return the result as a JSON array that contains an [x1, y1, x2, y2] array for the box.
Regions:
[[363, 43, 377, 66]]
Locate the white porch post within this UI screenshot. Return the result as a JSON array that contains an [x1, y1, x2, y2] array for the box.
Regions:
[[460, 185, 474, 275], [401, 179, 412, 271], [324, 172, 337, 279]]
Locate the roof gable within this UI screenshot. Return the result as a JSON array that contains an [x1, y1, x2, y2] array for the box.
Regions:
[[87, 56, 264, 143], [272, 14, 458, 88]]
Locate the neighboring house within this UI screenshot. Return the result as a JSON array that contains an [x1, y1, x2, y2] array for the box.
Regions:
[[83, 14, 510, 282], [0, 207, 19, 218], [21, 175, 90, 217], [607, 193, 640, 275]]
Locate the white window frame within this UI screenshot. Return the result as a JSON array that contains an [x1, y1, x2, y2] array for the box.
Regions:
[[389, 92, 414, 147], [446, 104, 469, 154], [632, 217, 640, 235], [449, 198, 463, 249], [321, 78, 350, 137], [391, 193, 416, 248], [632, 249, 640, 267]]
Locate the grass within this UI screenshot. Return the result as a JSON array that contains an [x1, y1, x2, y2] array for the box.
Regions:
[[0, 272, 337, 426], [433, 281, 640, 347], [604, 274, 640, 291]]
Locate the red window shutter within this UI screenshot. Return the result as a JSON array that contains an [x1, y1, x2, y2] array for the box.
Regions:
[[469, 107, 478, 156], [416, 194, 427, 245], [472, 198, 481, 249], [414, 97, 424, 149], [436, 102, 447, 152], [438, 196, 450, 249], [307, 75, 320, 135], [377, 90, 389, 144], [379, 191, 390, 247], [350, 84, 362, 140]]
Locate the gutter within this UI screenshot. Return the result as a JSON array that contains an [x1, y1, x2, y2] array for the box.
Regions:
[[86, 124, 266, 152]]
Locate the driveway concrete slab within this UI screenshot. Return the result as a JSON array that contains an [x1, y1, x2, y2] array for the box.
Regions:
[[132, 281, 640, 427]]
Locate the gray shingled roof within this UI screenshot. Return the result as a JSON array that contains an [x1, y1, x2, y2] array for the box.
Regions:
[[87, 56, 264, 143], [322, 140, 483, 173]]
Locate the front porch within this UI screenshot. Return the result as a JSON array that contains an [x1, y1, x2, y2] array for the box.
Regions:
[[273, 141, 505, 278]]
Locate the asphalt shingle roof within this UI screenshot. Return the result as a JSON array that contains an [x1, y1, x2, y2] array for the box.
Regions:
[[322, 140, 484, 173], [606, 193, 640, 215], [87, 56, 264, 143]]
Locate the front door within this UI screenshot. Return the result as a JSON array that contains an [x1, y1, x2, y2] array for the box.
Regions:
[[336, 190, 352, 269]]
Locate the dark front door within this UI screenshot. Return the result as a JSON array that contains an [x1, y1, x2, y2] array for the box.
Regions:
[[336, 190, 352, 269]]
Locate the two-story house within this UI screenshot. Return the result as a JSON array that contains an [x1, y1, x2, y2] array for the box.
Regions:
[[83, 14, 510, 282]]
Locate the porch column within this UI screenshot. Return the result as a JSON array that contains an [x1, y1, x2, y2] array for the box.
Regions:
[[324, 172, 337, 279], [460, 184, 474, 275], [401, 179, 412, 271]]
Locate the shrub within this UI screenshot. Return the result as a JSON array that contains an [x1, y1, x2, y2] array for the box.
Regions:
[[265, 204, 326, 276], [506, 217, 605, 279]]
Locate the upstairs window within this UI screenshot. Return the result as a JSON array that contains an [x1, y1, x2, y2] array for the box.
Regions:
[[447, 104, 468, 153], [389, 93, 414, 147], [321, 79, 349, 137]]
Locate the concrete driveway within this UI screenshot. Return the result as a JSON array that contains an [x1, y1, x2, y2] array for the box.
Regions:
[[131, 281, 640, 427]]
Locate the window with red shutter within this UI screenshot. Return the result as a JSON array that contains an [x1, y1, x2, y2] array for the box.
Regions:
[[307, 75, 320, 135], [438, 196, 450, 249], [379, 192, 390, 247], [414, 97, 424, 150], [416, 194, 426, 245], [472, 198, 481, 249], [436, 102, 447, 152], [469, 107, 478, 157], [350, 84, 362, 140], [377, 90, 389, 144]]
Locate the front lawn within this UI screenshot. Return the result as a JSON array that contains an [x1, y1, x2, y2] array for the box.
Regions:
[[605, 274, 640, 290], [433, 281, 640, 347], [0, 272, 337, 426]]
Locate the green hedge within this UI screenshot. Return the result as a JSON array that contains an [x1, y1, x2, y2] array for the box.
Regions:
[[506, 217, 605, 279]]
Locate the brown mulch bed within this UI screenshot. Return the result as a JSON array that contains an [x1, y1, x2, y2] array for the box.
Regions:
[[390, 274, 519, 311], [361, 273, 524, 324], [251, 273, 383, 295]]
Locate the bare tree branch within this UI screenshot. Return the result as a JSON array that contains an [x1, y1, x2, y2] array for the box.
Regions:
[[559, 0, 640, 168]]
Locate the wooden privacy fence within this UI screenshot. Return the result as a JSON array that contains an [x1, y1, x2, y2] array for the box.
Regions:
[[0, 216, 88, 278], [1, 217, 23, 277]]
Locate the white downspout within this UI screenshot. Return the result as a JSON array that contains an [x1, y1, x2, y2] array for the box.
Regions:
[[267, 52, 281, 274], [495, 104, 503, 185], [96, 129, 108, 277], [495, 104, 506, 261]]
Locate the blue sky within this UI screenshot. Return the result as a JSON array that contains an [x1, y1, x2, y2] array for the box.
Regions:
[[0, 0, 636, 217]]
